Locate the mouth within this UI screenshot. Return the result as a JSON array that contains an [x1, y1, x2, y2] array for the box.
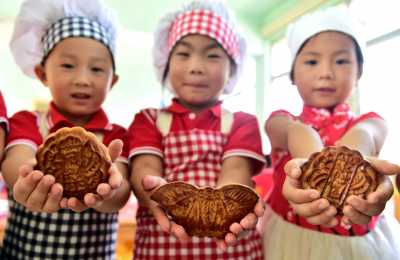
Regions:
[[314, 87, 336, 93], [71, 93, 91, 99], [184, 83, 208, 89]]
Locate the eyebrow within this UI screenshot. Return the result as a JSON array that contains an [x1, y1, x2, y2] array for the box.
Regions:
[[176, 40, 220, 51], [302, 49, 352, 56], [59, 53, 108, 63]]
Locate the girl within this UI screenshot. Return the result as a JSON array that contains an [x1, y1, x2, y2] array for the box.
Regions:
[[128, 1, 265, 259], [1, 0, 131, 258], [263, 6, 400, 260]]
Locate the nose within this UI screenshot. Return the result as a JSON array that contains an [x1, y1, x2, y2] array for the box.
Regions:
[[188, 56, 205, 75], [73, 68, 90, 87], [319, 60, 334, 80]]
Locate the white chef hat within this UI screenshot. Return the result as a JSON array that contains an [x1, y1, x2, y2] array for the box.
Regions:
[[152, 0, 247, 94], [10, 0, 118, 78], [287, 6, 366, 77]]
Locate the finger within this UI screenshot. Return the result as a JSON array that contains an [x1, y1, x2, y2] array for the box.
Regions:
[[229, 222, 243, 236], [290, 198, 331, 218], [346, 195, 386, 217], [142, 175, 167, 192], [25, 175, 56, 211], [306, 206, 338, 227], [224, 233, 237, 247], [84, 193, 103, 208], [342, 204, 371, 225], [368, 176, 393, 205], [216, 240, 228, 251], [170, 222, 190, 243], [254, 199, 265, 217], [19, 164, 35, 178], [13, 170, 43, 203], [107, 139, 123, 162], [60, 198, 68, 208], [365, 156, 400, 175], [96, 183, 114, 199], [284, 159, 307, 178], [150, 203, 172, 232], [283, 178, 320, 204], [108, 164, 122, 189], [42, 183, 63, 213], [66, 197, 87, 212], [240, 213, 257, 230]]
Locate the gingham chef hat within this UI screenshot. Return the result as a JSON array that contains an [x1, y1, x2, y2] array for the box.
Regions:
[[287, 6, 366, 70], [153, 0, 247, 94], [10, 0, 118, 78]]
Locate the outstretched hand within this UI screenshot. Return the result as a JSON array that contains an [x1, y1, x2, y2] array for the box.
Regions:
[[282, 158, 338, 227], [341, 156, 399, 227], [60, 139, 124, 212]]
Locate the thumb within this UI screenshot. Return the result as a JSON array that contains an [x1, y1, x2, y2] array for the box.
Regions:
[[107, 139, 123, 162]]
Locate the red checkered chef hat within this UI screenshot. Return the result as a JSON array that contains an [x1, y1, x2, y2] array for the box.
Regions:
[[153, 0, 247, 94]]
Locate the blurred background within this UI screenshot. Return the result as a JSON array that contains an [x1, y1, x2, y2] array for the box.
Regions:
[[1, 0, 400, 258]]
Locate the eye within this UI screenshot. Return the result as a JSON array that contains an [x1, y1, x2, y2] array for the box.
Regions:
[[207, 53, 221, 59], [175, 51, 189, 57], [61, 63, 74, 69], [91, 67, 104, 73], [336, 58, 350, 65], [304, 60, 317, 66]]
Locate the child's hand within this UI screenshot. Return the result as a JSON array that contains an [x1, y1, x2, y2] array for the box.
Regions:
[[13, 162, 63, 213], [282, 158, 338, 227], [216, 199, 265, 251], [143, 175, 190, 243], [60, 139, 124, 212], [341, 157, 400, 227]]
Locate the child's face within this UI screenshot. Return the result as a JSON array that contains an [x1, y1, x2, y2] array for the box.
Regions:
[[35, 37, 118, 124], [293, 31, 359, 109], [167, 34, 231, 111]]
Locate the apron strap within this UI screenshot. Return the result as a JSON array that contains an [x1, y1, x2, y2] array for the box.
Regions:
[[36, 111, 104, 142], [156, 108, 233, 136]]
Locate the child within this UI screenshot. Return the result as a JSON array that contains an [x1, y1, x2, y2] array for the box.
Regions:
[[263, 6, 400, 260], [0, 91, 8, 162], [0, 0, 131, 258], [128, 1, 266, 259]]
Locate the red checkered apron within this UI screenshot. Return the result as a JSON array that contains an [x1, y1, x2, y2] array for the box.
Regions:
[[134, 110, 263, 260]]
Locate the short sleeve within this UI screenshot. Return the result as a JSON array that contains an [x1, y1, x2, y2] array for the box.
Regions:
[[127, 109, 163, 160], [351, 112, 382, 127], [6, 110, 41, 151], [0, 92, 8, 132], [223, 112, 266, 174]]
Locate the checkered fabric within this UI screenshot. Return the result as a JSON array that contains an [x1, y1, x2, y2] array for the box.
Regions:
[[134, 110, 263, 259], [42, 16, 115, 60], [168, 9, 239, 61], [1, 192, 117, 260]]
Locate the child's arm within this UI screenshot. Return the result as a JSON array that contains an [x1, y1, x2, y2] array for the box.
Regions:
[[337, 118, 399, 226], [2, 145, 63, 212], [279, 121, 339, 227]]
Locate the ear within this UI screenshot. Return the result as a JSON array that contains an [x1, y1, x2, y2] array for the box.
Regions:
[[110, 74, 119, 89], [34, 64, 48, 85]]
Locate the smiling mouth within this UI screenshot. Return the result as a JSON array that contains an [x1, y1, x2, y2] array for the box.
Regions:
[[71, 93, 91, 99]]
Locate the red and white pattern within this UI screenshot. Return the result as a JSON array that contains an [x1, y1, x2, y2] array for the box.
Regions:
[[267, 104, 381, 236], [168, 9, 239, 60], [130, 101, 264, 259]]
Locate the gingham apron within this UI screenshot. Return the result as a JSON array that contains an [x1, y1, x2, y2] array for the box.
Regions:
[[134, 109, 263, 260], [1, 112, 118, 260], [268, 104, 378, 236]]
